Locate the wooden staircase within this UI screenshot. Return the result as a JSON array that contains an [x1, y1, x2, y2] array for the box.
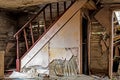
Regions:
[[14, 0, 87, 71]]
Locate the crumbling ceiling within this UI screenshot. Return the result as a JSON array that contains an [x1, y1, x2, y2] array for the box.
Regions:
[[0, 0, 119, 10], [0, 0, 66, 10]]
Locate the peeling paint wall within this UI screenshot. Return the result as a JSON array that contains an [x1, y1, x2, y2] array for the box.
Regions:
[[24, 10, 81, 75], [49, 11, 80, 62], [25, 44, 49, 68]]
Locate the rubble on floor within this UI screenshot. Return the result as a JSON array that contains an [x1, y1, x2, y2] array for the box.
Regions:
[[8, 69, 110, 80], [8, 56, 111, 79], [9, 73, 94, 80], [8, 73, 112, 80], [9, 65, 49, 78]]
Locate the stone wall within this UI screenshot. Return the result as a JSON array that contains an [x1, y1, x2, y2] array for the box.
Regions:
[[90, 22, 109, 75], [0, 11, 17, 69]]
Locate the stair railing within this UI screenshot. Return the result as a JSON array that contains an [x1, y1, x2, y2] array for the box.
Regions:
[[14, 0, 76, 71]]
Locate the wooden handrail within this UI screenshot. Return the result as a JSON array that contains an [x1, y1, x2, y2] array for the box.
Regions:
[[14, 4, 49, 37]]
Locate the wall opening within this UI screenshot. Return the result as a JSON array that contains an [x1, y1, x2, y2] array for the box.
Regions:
[[82, 17, 89, 75]]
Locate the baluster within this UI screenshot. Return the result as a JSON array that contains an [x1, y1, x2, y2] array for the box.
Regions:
[[70, 0, 74, 5], [23, 29, 29, 50], [64, 2, 66, 11], [37, 22, 40, 35], [57, 2, 59, 17], [50, 4, 53, 22], [43, 9, 47, 32], [30, 23, 34, 44], [16, 35, 20, 71], [16, 35, 19, 60]]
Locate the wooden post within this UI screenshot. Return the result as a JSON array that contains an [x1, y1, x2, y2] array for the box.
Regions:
[[0, 51, 4, 78], [16, 36, 20, 72], [78, 9, 83, 74]]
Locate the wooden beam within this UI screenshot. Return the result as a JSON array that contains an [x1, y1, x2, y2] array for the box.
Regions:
[[83, 0, 96, 10]]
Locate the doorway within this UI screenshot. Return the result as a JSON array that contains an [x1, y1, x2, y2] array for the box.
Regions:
[[82, 17, 89, 75]]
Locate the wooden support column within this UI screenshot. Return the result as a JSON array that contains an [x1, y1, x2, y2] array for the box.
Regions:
[[78, 9, 83, 74]]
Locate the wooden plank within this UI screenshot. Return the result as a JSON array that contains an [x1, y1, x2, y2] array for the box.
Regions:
[[83, 0, 96, 10], [79, 10, 83, 74], [88, 21, 91, 75], [95, 7, 111, 33], [0, 51, 4, 78], [76, 10, 82, 74]]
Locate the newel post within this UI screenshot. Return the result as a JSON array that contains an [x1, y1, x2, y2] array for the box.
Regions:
[[16, 35, 20, 72]]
